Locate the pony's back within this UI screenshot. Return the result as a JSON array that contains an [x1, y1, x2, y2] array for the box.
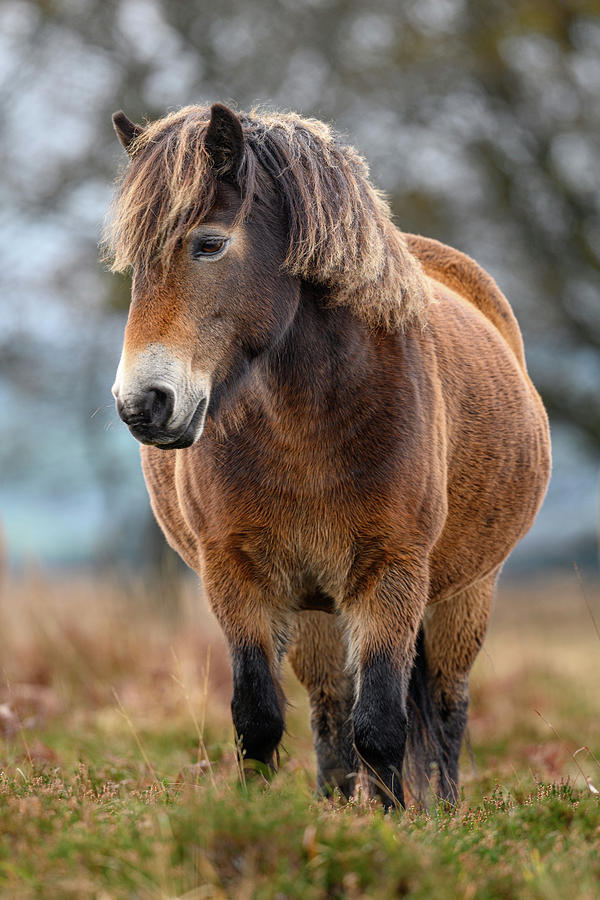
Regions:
[[405, 233, 526, 369]]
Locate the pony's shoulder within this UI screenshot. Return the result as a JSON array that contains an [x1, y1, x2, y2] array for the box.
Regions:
[[404, 234, 526, 368]]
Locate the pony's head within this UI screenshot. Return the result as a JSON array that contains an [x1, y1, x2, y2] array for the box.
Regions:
[[104, 104, 430, 449]]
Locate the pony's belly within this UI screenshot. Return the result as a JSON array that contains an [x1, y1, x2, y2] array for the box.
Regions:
[[428, 407, 551, 602]]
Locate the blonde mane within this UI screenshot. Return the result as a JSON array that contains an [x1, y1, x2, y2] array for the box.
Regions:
[[103, 105, 431, 330]]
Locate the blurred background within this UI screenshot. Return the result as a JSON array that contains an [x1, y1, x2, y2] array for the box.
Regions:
[[1, 0, 599, 576]]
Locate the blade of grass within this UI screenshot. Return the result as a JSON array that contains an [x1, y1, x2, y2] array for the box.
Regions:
[[4, 674, 32, 770], [535, 709, 598, 794], [170, 646, 217, 789], [573, 563, 600, 645], [112, 687, 164, 792]]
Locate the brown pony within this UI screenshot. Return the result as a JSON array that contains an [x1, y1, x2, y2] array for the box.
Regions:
[[104, 104, 551, 808]]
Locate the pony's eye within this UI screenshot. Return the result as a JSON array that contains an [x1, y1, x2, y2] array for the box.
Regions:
[[193, 237, 227, 258]]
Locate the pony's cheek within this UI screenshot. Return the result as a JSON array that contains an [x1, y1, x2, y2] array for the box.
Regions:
[[191, 322, 234, 382]]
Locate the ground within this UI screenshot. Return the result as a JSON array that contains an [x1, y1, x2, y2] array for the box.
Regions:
[[1, 568, 599, 899]]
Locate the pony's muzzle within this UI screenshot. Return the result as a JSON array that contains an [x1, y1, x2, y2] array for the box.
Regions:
[[113, 384, 209, 449], [112, 343, 211, 448]]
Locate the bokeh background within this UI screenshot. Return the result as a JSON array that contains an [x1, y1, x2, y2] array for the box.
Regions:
[[1, 0, 599, 574]]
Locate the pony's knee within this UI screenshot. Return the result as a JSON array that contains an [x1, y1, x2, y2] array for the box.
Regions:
[[231, 645, 284, 766]]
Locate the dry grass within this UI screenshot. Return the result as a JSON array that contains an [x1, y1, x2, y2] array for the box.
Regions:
[[2, 567, 599, 792], [1, 569, 234, 772], [468, 573, 600, 789]]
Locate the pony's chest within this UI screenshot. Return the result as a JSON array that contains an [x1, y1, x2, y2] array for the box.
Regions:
[[226, 483, 357, 602], [203, 448, 363, 599], [177, 420, 407, 600]]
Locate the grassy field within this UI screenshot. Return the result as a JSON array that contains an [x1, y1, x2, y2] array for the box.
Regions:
[[1, 568, 599, 898]]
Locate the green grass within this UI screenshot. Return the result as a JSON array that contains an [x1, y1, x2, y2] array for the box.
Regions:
[[0, 570, 599, 898], [1, 764, 599, 899]]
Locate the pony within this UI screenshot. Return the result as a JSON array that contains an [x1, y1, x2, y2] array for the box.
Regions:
[[104, 103, 551, 808]]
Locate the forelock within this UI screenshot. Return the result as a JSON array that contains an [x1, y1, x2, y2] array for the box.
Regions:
[[102, 105, 431, 329]]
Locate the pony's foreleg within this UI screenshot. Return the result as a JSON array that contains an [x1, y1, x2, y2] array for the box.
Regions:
[[288, 611, 356, 798], [343, 561, 428, 810], [229, 640, 285, 774], [202, 556, 287, 775], [423, 570, 498, 803]]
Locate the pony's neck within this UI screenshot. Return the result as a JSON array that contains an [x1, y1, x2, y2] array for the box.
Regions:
[[256, 283, 382, 421]]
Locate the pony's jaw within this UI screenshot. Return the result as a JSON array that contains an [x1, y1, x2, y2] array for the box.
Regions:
[[112, 342, 211, 448]]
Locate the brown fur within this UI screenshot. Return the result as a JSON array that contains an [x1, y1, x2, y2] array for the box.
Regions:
[[405, 234, 526, 367], [107, 104, 551, 806]]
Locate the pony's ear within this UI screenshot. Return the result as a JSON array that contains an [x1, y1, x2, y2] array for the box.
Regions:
[[112, 110, 144, 153], [203, 104, 244, 178]]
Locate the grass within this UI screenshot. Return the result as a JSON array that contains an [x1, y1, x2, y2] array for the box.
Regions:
[[0, 567, 599, 898]]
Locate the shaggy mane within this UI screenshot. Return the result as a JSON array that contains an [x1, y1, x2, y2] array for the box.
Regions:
[[103, 105, 431, 330]]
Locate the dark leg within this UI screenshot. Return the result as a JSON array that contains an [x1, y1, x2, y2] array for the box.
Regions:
[[436, 687, 469, 803], [343, 560, 428, 810], [201, 544, 289, 780], [231, 644, 285, 772], [352, 653, 410, 808], [423, 571, 498, 803], [288, 611, 356, 798]]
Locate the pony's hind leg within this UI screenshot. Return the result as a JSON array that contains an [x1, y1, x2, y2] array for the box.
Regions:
[[421, 570, 498, 804], [288, 611, 356, 798]]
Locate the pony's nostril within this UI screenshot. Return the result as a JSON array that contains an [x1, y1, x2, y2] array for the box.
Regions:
[[144, 386, 175, 428]]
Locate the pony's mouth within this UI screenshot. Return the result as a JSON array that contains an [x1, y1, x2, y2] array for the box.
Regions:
[[128, 396, 208, 450]]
